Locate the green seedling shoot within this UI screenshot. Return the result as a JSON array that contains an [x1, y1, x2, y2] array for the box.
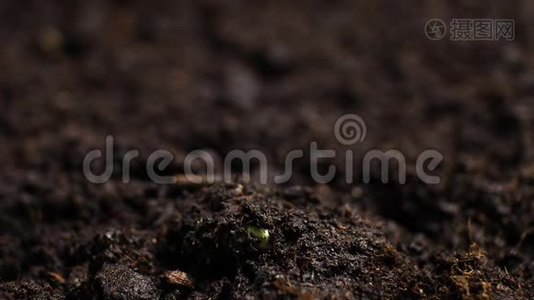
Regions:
[[246, 226, 270, 248]]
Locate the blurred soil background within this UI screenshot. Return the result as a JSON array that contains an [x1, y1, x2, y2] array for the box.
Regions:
[[0, 0, 533, 298]]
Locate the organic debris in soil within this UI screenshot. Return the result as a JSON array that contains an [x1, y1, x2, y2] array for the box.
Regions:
[[0, 184, 529, 299]]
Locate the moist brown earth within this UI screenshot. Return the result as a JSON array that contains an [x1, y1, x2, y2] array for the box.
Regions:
[[0, 1, 533, 299]]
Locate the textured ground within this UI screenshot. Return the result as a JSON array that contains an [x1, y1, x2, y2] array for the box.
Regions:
[[0, 0, 533, 299]]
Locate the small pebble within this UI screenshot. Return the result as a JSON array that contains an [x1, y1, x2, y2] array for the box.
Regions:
[[163, 270, 195, 289]]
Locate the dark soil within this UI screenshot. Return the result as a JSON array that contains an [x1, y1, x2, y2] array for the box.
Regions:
[[0, 0, 533, 299]]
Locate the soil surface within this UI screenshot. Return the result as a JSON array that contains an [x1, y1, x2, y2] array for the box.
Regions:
[[0, 0, 533, 299]]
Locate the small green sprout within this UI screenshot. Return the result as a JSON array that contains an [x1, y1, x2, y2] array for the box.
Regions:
[[246, 226, 270, 248]]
